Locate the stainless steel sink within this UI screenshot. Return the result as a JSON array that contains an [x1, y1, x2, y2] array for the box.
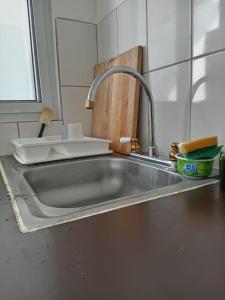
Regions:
[[0, 154, 218, 233], [23, 158, 182, 209]]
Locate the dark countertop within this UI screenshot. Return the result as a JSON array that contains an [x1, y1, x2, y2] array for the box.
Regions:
[[1, 173, 225, 300]]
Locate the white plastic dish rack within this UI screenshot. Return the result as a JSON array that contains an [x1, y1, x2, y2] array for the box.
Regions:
[[12, 135, 112, 165]]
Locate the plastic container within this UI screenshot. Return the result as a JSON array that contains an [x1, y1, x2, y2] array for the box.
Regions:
[[219, 152, 225, 189], [12, 135, 112, 164], [175, 154, 215, 178]]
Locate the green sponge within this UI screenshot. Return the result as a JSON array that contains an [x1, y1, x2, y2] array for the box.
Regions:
[[183, 145, 223, 160]]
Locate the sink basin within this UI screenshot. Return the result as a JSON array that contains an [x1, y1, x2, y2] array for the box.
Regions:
[[0, 155, 218, 233], [23, 158, 182, 209]]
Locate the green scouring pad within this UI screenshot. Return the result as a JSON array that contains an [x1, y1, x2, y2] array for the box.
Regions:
[[183, 145, 223, 160]]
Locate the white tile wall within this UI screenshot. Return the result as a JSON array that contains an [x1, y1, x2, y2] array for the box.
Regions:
[[57, 19, 97, 86], [0, 123, 18, 155], [96, 0, 225, 156], [97, 10, 118, 63], [51, 0, 97, 24], [1, 0, 225, 157], [191, 51, 225, 146], [193, 0, 225, 57], [61, 87, 92, 136], [19, 121, 63, 138], [97, 0, 125, 22], [150, 62, 190, 156], [138, 62, 191, 156], [147, 0, 191, 70], [117, 0, 148, 71]]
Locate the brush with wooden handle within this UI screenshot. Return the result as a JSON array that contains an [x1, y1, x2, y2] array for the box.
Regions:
[[38, 107, 54, 138]]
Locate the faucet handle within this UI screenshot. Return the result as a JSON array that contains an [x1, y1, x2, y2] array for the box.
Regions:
[[120, 137, 141, 153], [120, 137, 131, 144], [169, 142, 179, 161]]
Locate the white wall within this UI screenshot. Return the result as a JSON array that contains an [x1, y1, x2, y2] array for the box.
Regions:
[[56, 17, 97, 135], [51, 0, 97, 23], [0, 0, 97, 155], [96, 0, 125, 22], [1, 0, 225, 158], [96, 0, 225, 157]]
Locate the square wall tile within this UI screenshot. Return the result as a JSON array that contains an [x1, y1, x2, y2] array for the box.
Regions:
[[57, 19, 97, 86], [97, 0, 125, 22], [147, 0, 191, 70], [18, 121, 63, 138], [51, 0, 97, 24], [193, 0, 225, 57], [148, 62, 191, 156], [117, 0, 148, 72], [0, 123, 18, 155], [97, 10, 118, 63], [191, 51, 225, 148], [61, 87, 92, 136]]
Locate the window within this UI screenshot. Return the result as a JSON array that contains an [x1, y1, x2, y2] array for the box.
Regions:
[[0, 0, 61, 121], [0, 0, 37, 101]]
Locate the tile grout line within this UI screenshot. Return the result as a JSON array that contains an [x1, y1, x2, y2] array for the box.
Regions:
[[145, 0, 149, 74], [144, 58, 191, 74], [143, 45, 225, 76], [95, 23, 99, 68], [145, 0, 150, 149], [97, 8, 116, 25], [144, 49, 225, 75], [16, 122, 20, 138], [189, 0, 194, 141], [193, 47, 225, 60], [115, 8, 119, 55], [97, 2, 123, 63], [55, 18, 65, 125], [13, 119, 62, 124], [61, 85, 91, 88], [56, 17, 97, 26], [97, 0, 127, 24]]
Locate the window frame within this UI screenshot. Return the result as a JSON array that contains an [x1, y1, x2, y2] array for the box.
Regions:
[[0, 0, 61, 122]]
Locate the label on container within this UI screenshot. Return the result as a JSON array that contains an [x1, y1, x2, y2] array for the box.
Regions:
[[183, 164, 198, 174]]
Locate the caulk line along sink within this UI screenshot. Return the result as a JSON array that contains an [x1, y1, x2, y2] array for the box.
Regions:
[[0, 154, 218, 233]]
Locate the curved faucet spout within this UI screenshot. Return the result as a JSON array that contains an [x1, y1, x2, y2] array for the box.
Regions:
[[85, 65, 156, 156]]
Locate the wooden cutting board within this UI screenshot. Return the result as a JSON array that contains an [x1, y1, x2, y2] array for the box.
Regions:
[[92, 46, 143, 155]]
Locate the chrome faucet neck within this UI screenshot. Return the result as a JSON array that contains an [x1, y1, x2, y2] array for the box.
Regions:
[[86, 65, 156, 157]]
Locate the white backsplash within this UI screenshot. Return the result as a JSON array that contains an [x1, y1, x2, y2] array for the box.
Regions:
[[1, 0, 225, 157], [96, 0, 125, 23], [97, 10, 118, 62], [0, 124, 19, 155], [18, 121, 63, 138], [117, 0, 148, 72], [96, 0, 225, 156], [149, 62, 191, 156], [191, 51, 225, 147], [147, 0, 191, 70], [56, 18, 97, 86], [61, 87, 92, 136], [51, 0, 97, 23], [193, 0, 225, 57]]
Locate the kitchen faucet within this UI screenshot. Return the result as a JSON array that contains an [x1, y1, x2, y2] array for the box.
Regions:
[[85, 65, 156, 157]]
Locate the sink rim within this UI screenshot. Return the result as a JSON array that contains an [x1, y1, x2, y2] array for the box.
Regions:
[[0, 154, 218, 233]]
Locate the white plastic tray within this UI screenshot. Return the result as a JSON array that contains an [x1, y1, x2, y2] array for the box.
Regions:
[[12, 135, 112, 165]]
